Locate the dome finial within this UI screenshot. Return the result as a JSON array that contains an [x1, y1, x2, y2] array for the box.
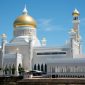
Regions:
[[72, 8, 80, 16], [22, 4, 28, 15]]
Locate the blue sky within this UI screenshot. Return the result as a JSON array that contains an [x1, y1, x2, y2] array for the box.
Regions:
[[0, 0, 85, 52]]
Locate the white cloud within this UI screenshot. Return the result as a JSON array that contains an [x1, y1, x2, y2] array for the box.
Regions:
[[37, 18, 53, 32], [37, 18, 66, 32]]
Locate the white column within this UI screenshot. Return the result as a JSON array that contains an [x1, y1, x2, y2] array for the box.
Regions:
[[29, 32, 33, 71], [1, 34, 7, 68]]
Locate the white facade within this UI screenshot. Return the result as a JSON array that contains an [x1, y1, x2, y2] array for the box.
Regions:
[[0, 7, 85, 77]]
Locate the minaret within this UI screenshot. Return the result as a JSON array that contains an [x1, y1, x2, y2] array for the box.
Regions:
[[69, 9, 81, 58], [72, 8, 80, 42]]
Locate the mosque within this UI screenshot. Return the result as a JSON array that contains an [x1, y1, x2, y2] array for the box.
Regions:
[[0, 6, 85, 77]]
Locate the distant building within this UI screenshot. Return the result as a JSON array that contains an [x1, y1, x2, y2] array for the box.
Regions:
[[0, 6, 85, 77]]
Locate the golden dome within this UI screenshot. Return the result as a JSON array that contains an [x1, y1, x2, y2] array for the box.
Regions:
[[13, 6, 36, 28], [72, 8, 80, 17]]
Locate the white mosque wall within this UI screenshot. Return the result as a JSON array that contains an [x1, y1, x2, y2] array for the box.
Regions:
[[3, 53, 22, 75], [47, 58, 85, 75], [72, 40, 81, 58], [33, 47, 73, 61], [5, 44, 31, 71], [0, 50, 2, 68]]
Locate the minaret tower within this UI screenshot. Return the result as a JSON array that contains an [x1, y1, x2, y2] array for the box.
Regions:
[[69, 9, 81, 58], [72, 8, 80, 42]]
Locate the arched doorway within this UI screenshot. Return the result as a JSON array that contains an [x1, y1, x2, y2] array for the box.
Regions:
[[38, 64, 40, 71], [45, 64, 47, 73], [41, 64, 43, 71], [34, 64, 36, 70]]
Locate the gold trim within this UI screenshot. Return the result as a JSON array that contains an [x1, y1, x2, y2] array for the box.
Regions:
[[72, 13, 80, 16], [14, 24, 36, 28]]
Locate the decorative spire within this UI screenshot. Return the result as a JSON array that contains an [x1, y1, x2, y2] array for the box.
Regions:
[[72, 8, 80, 17], [22, 4, 28, 15], [41, 37, 46, 46], [1, 33, 7, 39], [16, 48, 19, 54]]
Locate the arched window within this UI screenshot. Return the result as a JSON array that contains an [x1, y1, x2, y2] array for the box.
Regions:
[[38, 64, 40, 71], [34, 64, 36, 70], [41, 64, 43, 71], [45, 64, 47, 73]]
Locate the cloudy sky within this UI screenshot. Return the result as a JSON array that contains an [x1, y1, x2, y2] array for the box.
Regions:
[[0, 0, 85, 52]]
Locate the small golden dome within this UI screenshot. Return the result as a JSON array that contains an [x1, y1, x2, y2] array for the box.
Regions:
[[13, 6, 36, 28], [72, 8, 80, 17]]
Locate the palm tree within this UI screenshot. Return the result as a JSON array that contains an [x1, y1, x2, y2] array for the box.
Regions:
[[18, 64, 22, 75], [9, 65, 12, 75], [18, 64, 24, 76], [11, 64, 16, 75], [4, 65, 9, 75], [21, 67, 24, 75]]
